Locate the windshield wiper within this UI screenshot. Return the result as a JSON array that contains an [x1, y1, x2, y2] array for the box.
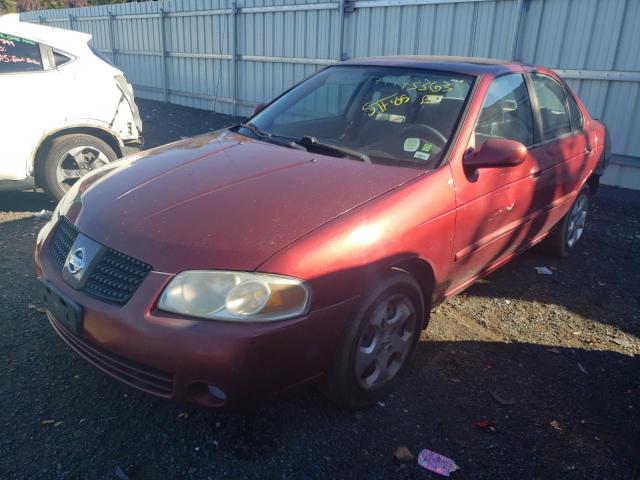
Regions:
[[236, 123, 306, 151], [298, 136, 370, 163], [238, 122, 271, 139]]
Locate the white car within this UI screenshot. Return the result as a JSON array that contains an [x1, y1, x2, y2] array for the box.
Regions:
[[0, 14, 142, 200]]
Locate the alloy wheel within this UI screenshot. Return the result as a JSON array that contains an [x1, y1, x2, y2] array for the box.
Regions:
[[55, 146, 110, 191], [354, 293, 417, 390], [567, 193, 588, 248]]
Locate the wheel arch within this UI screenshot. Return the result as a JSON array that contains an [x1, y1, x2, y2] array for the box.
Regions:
[[33, 126, 124, 187], [389, 256, 435, 329], [586, 173, 599, 195]]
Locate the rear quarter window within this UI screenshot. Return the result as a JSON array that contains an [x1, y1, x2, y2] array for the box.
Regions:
[[565, 90, 584, 131], [53, 50, 73, 68], [0, 32, 43, 73]]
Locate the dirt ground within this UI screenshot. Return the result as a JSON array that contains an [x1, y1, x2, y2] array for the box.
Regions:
[[1, 99, 638, 480]]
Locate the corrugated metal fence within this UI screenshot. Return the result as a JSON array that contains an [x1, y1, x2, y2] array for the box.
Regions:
[[20, 0, 640, 188]]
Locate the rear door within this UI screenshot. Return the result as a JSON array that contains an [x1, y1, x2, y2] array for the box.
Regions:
[[448, 73, 539, 293], [526, 72, 590, 234], [0, 31, 63, 180]]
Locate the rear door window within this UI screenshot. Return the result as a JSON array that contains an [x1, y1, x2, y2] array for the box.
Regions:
[[0, 32, 43, 73], [530, 74, 572, 139], [475, 74, 534, 147]]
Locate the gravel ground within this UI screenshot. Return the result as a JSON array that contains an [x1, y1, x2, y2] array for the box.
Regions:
[[1, 99, 638, 480]]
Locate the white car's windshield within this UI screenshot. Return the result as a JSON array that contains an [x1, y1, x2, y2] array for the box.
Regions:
[[243, 65, 474, 168]]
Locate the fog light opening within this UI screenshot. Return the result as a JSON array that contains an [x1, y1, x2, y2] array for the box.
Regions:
[[187, 382, 227, 407], [207, 384, 227, 402]]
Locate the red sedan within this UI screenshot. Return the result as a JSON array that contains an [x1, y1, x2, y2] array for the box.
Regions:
[[35, 56, 608, 408]]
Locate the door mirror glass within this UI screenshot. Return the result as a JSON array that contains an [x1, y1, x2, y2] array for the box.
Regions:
[[464, 138, 527, 169]]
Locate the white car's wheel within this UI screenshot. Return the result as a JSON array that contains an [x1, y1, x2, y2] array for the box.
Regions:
[[37, 134, 117, 201]]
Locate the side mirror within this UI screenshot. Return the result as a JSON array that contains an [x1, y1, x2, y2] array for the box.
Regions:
[[463, 138, 527, 169], [252, 103, 266, 116]]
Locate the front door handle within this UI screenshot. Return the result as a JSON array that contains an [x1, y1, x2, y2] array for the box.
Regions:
[[531, 169, 543, 179], [585, 145, 593, 155]]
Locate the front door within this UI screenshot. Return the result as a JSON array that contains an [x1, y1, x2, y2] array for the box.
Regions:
[[448, 73, 539, 295]]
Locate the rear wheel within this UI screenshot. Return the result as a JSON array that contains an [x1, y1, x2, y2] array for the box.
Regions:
[[324, 271, 426, 409], [37, 134, 117, 201], [542, 185, 590, 257]]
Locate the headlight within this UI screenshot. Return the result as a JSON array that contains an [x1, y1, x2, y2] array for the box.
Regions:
[[158, 271, 310, 322]]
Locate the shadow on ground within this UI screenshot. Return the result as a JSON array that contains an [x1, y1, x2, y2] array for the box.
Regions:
[[3, 314, 639, 479], [0, 191, 53, 213], [458, 190, 640, 340]]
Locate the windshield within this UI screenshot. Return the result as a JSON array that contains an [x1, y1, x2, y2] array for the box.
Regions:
[[244, 65, 474, 169]]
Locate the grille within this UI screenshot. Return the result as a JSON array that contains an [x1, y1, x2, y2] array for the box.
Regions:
[[50, 217, 152, 304], [51, 216, 78, 268], [83, 249, 152, 303], [49, 313, 174, 397]]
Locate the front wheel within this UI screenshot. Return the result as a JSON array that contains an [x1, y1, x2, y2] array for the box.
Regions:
[[37, 134, 118, 201], [324, 271, 426, 409], [542, 185, 590, 257]]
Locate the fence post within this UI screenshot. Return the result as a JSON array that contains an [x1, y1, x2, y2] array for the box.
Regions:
[[231, 2, 239, 117], [160, 8, 169, 103], [39, 15, 46, 25], [68, 14, 75, 31], [338, 0, 346, 61], [509, 0, 525, 60], [108, 12, 116, 64]]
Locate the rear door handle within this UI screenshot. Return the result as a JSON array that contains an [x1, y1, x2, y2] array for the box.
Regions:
[[585, 146, 593, 155], [531, 169, 543, 179]]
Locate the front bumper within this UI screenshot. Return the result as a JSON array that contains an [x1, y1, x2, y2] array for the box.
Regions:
[[35, 221, 358, 407]]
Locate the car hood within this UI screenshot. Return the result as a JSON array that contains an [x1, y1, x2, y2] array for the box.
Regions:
[[72, 130, 422, 273]]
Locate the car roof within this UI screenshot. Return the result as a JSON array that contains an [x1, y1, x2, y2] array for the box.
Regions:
[[339, 55, 533, 76], [0, 15, 92, 55]]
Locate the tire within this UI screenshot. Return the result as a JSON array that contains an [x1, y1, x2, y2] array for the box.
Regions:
[[324, 270, 426, 409], [541, 185, 590, 257], [36, 134, 118, 201]]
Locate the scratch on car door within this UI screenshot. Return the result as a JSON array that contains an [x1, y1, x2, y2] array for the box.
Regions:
[[488, 201, 515, 222]]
